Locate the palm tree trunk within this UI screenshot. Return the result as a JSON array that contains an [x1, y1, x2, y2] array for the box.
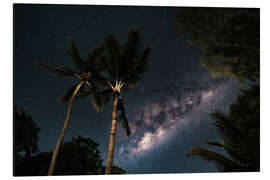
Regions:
[[47, 81, 84, 176], [105, 92, 119, 174]]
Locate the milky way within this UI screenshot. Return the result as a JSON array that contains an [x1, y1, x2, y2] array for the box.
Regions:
[[113, 79, 240, 167]]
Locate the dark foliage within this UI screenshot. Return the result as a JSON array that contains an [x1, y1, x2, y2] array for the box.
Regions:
[[54, 136, 103, 175], [90, 87, 113, 112], [176, 8, 259, 83], [14, 106, 40, 160], [15, 152, 52, 176], [15, 135, 127, 176], [101, 165, 127, 174], [101, 30, 152, 89], [187, 86, 259, 172], [117, 97, 131, 136]]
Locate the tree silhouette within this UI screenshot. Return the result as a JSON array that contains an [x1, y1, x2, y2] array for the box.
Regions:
[[54, 135, 103, 175], [36, 36, 107, 175], [98, 30, 152, 174], [14, 106, 40, 172], [15, 135, 127, 176], [176, 8, 260, 172], [176, 8, 259, 83], [102, 165, 127, 174], [187, 86, 259, 172]]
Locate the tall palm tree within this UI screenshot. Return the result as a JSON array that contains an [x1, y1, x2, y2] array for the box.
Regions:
[[36, 36, 107, 175], [98, 30, 152, 174], [187, 86, 259, 172]]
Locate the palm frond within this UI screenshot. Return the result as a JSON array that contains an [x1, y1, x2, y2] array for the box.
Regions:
[[204, 141, 247, 164], [204, 141, 224, 148], [87, 43, 105, 66], [117, 98, 125, 111], [89, 72, 109, 91], [117, 98, 131, 136], [104, 35, 121, 80], [75, 90, 91, 101], [187, 146, 244, 172], [58, 85, 78, 103], [121, 30, 141, 60], [134, 47, 152, 75], [91, 89, 112, 112], [58, 84, 89, 103], [118, 111, 131, 137], [35, 61, 78, 78], [65, 36, 86, 71], [124, 47, 152, 86], [99, 54, 115, 78], [210, 110, 248, 149], [120, 30, 141, 71], [222, 143, 249, 166], [102, 30, 151, 90]]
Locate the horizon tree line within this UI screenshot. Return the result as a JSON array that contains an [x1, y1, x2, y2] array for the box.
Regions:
[[14, 106, 126, 176]]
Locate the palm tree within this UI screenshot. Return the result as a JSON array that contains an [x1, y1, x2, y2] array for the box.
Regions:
[[98, 30, 152, 174], [36, 36, 106, 175], [187, 86, 259, 172]]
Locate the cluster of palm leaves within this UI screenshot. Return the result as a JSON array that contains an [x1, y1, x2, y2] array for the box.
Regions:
[[187, 85, 259, 172], [36, 30, 151, 175]]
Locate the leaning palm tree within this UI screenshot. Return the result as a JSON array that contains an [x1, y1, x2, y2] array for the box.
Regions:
[[98, 30, 152, 174], [36, 36, 107, 175], [187, 86, 259, 172]]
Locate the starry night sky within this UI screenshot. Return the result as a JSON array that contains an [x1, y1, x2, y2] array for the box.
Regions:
[[14, 4, 242, 174]]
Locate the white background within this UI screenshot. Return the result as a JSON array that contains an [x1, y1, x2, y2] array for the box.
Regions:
[[0, 0, 269, 180]]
